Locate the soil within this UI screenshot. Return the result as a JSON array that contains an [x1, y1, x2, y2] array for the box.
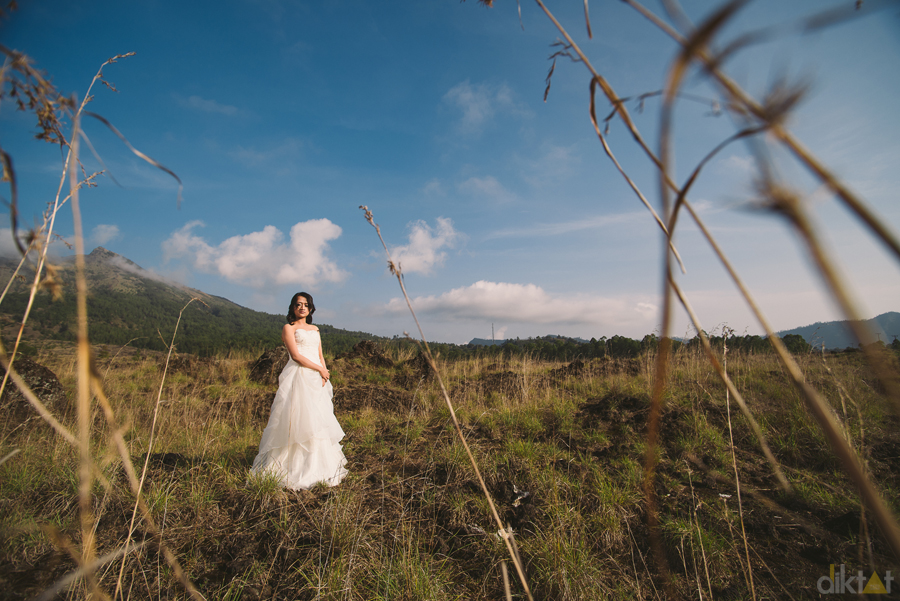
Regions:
[[335, 340, 394, 368], [333, 384, 416, 413]]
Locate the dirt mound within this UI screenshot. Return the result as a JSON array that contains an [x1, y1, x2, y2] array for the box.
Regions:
[[452, 370, 525, 402], [135, 452, 193, 471], [157, 352, 208, 376], [578, 393, 649, 427], [0, 356, 68, 421], [590, 356, 643, 377], [405, 352, 433, 381], [482, 371, 523, 396], [551, 359, 585, 378], [336, 340, 394, 368], [393, 353, 434, 388], [334, 384, 415, 412], [248, 346, 289, 386]]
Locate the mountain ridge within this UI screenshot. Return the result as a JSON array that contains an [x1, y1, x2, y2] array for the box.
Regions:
[[0, 247, 385, 356], [776, 311, 900, 350]]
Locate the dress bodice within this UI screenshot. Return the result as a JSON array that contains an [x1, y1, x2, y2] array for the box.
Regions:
[[293, 328, 321, 364]]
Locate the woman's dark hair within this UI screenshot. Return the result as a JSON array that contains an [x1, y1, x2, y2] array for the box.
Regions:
[[287, 292, 315, 325]]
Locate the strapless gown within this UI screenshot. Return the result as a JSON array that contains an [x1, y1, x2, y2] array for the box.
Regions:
[[250, 328, 348, 489]]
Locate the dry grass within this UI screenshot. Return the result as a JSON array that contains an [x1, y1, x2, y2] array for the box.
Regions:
[[2, 344, 898, 599]]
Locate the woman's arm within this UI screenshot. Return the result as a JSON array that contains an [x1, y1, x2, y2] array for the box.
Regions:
[[317, 339, 330, 383], [318, 340, 327, 371]]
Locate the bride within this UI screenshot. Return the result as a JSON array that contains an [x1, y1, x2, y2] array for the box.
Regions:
[[250, 292, 348, 489]]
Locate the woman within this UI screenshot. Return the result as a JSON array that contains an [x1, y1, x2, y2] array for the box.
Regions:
[[250, 292, 348, 489]]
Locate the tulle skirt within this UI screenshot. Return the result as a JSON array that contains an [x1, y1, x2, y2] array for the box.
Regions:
[[250, 360, 348, 490]]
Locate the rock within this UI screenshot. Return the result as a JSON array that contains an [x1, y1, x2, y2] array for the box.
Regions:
[[336, 340, 394, 368], [0, 356, 68, 422], [551, 359, 585, 378], [248, 346, 289, 386]]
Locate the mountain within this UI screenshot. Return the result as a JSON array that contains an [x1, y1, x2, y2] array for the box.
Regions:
[[777, 312, 900, 350], [0, 247, 384, 356]]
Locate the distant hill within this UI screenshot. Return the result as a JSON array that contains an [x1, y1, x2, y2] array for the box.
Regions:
[[777, 311, 900, 350], [0, 247, 386, 356]]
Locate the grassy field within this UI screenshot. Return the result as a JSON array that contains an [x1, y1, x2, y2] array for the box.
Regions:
[[1, 340, 898, 600]]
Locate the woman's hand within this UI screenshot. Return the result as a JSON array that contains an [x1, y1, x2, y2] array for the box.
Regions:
[[319, 367, 330, 384]]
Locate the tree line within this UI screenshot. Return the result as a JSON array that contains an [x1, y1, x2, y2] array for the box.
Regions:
[[380, 331, 900, 363]]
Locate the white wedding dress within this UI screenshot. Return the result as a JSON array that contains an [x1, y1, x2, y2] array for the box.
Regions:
[[250, 328, 348, 489]]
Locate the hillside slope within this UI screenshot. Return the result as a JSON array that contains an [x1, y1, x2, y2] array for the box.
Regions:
[[777, 311, 900, 350], [0, 248, 383, 356]]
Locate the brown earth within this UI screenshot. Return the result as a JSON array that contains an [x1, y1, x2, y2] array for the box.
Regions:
[[0, 356, 68, 421]]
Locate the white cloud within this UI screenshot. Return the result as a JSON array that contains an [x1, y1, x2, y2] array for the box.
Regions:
[[442, 80, 527, 135], [91, 224, 120, 246], [457, 176, 516, 203], [176, 94, 239, 116], [0, 228, 25, 258], [390, 217, 461, 275], [229, 138, 305, 171], [635, 302, 657, 319], [108, 255, 183, 287], [385, 281, 657, 329], [522, 145, 579, 188], [486, 212, 639, 239], [0, 225, 70, 259], [721, 154, 754, 174], [688, 198, 716, 213], [422, 178, 445, 197], [162, 219, 346, 287]]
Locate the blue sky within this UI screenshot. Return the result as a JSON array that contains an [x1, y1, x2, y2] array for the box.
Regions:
[[2, 0, 899, 344]]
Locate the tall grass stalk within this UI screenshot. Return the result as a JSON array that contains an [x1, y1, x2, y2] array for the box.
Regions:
[[723, 332, 756, 600], [115, 298, 200, 600], [525, 0, 900, 568], [360, 205, 534, 600], [67, 101, 105, 599], [686, 466, 713, 600]]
